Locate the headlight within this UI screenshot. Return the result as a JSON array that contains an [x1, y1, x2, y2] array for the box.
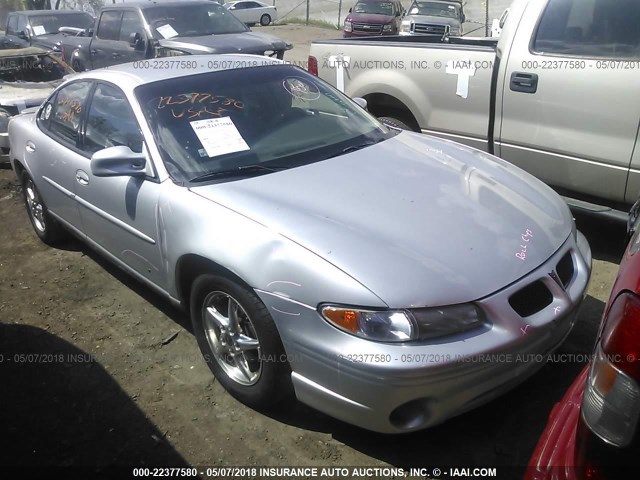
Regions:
[[156, 47, 187, 57], [320, 303, 485, 343], [344, 20, 352, 33], [400, 21, 412, 34], [382, 24, 393, 32], [0, 110, 11, 132]]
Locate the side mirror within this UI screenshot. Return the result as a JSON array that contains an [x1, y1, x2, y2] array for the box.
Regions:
[[91, 146, 147, 177], [17, 30, 29, 40], [129, 32, 146, 50], [349, 8, 352, 13], [461, 14, 466, 23], [353, 97, 368, 111]]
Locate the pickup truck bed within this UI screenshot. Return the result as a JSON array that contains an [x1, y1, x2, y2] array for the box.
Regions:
[[309, 0, 640, 212]]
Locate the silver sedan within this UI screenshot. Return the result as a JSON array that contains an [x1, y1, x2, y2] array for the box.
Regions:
[[8, 55, 591, 433]]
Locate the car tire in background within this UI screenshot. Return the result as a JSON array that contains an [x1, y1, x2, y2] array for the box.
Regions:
[[260, 14, 272, 26], [190, 274, 292, 408], [21, 172, 66, 245], [377, 116, 413, 131]]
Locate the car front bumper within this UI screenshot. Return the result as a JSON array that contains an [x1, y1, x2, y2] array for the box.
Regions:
[[256, 231, 592, 433]]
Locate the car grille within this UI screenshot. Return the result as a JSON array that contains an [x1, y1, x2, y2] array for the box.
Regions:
[[507, 250, 577, 318], [353, 23, 383, 34], [413, 23, 449, 35]]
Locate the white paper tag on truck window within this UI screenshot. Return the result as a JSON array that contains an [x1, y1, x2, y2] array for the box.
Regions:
[[156, 24, 179, 39], [190, 117, 250, 158], [32, 25, 46, 36]]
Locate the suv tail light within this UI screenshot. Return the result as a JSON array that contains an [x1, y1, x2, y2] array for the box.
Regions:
[[581, 292, 640, 447], [308, 55, 318, 76]]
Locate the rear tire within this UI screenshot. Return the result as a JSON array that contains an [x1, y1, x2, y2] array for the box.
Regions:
[[260, 14, 272, 26], [378, 116, 413, 131], [21, 171, 65, 245], [190, 274, 292, 408]]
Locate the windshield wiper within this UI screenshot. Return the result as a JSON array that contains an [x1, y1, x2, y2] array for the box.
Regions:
[[189, 164, 286, 183], [327, 140, 383, 159]]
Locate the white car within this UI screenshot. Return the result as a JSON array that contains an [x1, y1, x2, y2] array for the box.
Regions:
[[224, 1, 278, 26]]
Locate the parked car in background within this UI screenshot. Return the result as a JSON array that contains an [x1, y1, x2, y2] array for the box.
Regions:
[[400, 0, 465, 36], [224, 1, 278, 26], [311, 0, 640, 218], [0, 47, 73, 161], [58, 0, 291, 71], [4, 10, 94, 54], [0, 34, 28, 50], [526, 215, 640, 479], [8, 55, 591, 433], [344, 0, 405, 37]]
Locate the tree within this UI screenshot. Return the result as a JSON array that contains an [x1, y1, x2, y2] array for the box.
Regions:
[[25, 1, 52, 9]]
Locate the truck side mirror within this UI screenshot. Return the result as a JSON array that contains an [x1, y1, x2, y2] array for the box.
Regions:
[[17, 30, 29, 40], [129, 32, 146, 51], [461, 14, 466, 22], [349, 8, 352, 13]]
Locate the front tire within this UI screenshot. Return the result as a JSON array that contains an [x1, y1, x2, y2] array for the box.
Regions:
[[190, 274, 292, 408], [21, 171, 65, 245], [378, 116, 413, 131], [260, 14, 272, 26]]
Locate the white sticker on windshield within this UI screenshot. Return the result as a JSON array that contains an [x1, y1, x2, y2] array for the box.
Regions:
[[32, 25, 46, 36], [156, 24, 179, 39], [190, 117, 250, 158]]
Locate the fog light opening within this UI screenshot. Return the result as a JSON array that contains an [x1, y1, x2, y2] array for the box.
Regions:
[[389, 398, 432, 430]]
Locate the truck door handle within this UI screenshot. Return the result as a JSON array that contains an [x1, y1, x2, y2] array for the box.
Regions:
[[25, 141, 36, 153], [75, 170, 89, 186], [91, 49, 98, 55], [112, 52, 120, 58], [510, 72, 538, 94]]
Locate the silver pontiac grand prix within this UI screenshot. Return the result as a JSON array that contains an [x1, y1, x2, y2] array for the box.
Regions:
[[8, 55, 591, 433]]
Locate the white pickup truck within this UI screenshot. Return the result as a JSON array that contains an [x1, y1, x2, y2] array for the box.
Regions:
[[308, 0, 640, 215]]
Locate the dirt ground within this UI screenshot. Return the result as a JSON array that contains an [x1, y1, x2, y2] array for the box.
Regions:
[[0, 24, 630, 479]]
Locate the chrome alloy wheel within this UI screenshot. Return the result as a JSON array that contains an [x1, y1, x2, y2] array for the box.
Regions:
[[25, 178, 46, 233], [202, 291, 262, 386]]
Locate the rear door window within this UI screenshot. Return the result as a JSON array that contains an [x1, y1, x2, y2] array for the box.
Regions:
[[533, 0, 640, 58]]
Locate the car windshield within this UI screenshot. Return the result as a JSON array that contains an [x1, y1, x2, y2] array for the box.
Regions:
[[135, 65, 394, 183], [0, 53, 70, 82], [143, 3, 248, 39], [28, 13, 94, 35], [409, 2, 460, 18], [354, 2, 394, 16]]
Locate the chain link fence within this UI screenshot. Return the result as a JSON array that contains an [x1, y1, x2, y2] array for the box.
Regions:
[[273, 0, 512, 36]]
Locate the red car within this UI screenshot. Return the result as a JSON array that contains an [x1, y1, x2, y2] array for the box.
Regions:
[[526, 211, 640, 479]]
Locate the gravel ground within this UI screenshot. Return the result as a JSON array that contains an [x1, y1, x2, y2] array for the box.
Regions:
[[0, 23, 630, 479]]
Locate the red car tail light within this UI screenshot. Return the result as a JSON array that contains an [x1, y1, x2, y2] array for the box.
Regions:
[[581, 292, 640, 447], [307, 55, 318, 76]]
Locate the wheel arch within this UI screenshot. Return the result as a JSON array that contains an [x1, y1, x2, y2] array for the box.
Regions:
[[363, 93, 421, 132], [175, 254, 253, 311]]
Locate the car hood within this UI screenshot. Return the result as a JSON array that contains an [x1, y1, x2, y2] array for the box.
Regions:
[[31, 34, 62, 49], [347, 14, 396, 24], [190, 133, 573, 307], [405, 15, 461, 28], [0, 80, 60, 109], [159, 32, 292, 54]]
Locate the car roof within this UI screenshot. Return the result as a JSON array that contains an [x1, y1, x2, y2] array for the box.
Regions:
[[68, 54, 284, 91], [11, 10, 93, 16], [0, 47, 48, 58]]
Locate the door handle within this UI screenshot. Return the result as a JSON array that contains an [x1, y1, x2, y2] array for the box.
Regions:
[[91, 49, 98, 55], [112, 52, 120, 58], [510, 72, 539, 93], [25, 141, 36, 153], [75, 170, 89, 186]]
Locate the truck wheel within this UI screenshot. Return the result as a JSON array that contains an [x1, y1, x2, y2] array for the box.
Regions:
[[378, 116, 413, 131], [260, 14, 272, 26], [190, 274, 292, 408], [21, 172, 65, 245]]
